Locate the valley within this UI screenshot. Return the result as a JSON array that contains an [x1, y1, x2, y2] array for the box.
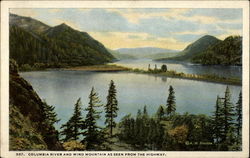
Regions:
[[8, 10, 243, 152]]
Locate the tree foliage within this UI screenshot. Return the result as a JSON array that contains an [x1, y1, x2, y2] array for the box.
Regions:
[[105, 80, 118, 137], [60, 98, 84, 142], [235, 91, 242, 142], [192, 36, 242, 65], [9, 24, 114, 70], [166, 86, 176, 115], [83, 87, 103, 150], [212, 96, 224, 143]]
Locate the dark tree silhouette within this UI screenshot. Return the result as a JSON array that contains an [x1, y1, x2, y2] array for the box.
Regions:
[[105, 80, 119, 137], [83, 87, 103, 150], [60, 98, 84, 142], [235, 91, 242, 143], [166, 85, 176, 115]]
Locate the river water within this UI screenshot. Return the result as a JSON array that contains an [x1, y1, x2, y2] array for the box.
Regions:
[[20, 60, 242, 129]]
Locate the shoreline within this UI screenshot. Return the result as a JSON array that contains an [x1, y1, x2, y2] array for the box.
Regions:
[[20, 64, 241, 86], [129, 68, 241, 86], [63, 64, 130, 72]]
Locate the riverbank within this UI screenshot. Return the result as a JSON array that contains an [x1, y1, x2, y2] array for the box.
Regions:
[[64, 64, 241, 85], [129, 68, 241, 86], [20, 63, 241, 86], [64, 64, 130, 72]]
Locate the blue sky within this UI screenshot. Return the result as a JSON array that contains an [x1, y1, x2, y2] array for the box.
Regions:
[[10, 8, 242, 50]]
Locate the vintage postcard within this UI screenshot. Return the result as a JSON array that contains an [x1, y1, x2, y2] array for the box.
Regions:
[[1, 1, 249, 158]]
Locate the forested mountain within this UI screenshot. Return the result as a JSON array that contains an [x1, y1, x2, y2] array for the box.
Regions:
[[157, 35, 221, 61], [116, 47, 178, 59], [9, 13, 115, 70], [192, 36, 242, 65], [9, 60, 62, 150]]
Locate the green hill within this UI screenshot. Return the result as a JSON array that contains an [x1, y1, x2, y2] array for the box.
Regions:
[[156, 35, 221, 61], [9, 14, 115, 70], [192, 36, 242, 65]]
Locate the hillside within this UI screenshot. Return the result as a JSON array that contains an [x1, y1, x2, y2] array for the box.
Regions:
[[9, 60, 62, 150], [157, 35, 221, 61], [192, 36, 242, 65], [116, 47, 178, 59], [9, 13, 115, 70]]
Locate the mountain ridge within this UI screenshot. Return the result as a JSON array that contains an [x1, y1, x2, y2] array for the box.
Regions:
[[192, 35, 242, 65], [157, 35, 221, 61], [9, 13, 115, 69]]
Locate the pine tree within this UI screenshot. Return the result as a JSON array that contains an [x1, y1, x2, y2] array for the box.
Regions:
[[105, 80, 119, 137], [83, 87, 103, 150], [166, 85, 176, 115], [42, 100, 60, 127], [222, 86, 235, 143], [60, 98, 84, 142], [135, 109, 144, 147], [212, 96, 224, 144], [235, 91, 242, 142], [142, 106, 150, 146], [157, 105, 165, 121]]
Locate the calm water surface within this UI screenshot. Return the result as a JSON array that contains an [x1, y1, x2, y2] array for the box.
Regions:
[[20, 70, 241, 130], [114, 59, 242, 79]]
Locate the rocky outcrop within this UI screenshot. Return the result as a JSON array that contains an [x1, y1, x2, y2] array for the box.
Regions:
[[9, 59, 62, 150]]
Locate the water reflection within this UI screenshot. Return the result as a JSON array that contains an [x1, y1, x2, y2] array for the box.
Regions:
[[20, 70, 241, 130], [114, 59, 242, 79]]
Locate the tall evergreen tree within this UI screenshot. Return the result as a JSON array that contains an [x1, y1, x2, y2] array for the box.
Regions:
[[83, 87, 103, 150], [166, 85, 176, 115], [60, 98, 84, 142], [105, 80, 119, 137], [212, 96, 224, 144], [135, 109, 144, 148], [157, 105, 165, 121], [222, 86, 235, 142], [235, 91, 242, 141]]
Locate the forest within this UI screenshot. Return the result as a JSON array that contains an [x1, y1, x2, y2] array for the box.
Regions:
[[40, 80, 242, 151], [9, 24, 115, 71], [192, 36, 242, 65]]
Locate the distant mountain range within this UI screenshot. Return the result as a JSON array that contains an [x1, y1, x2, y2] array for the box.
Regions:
[[156, 35, 242, 65], [114, 47, 179, 59], [107, 49, 136, 60], [9, 13, 115, 69]]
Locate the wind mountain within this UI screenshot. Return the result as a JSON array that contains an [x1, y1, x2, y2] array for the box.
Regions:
[[9, 13, 115, 69]]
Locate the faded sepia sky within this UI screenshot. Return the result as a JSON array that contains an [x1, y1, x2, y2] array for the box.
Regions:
[[10, 8, 242, 50]]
